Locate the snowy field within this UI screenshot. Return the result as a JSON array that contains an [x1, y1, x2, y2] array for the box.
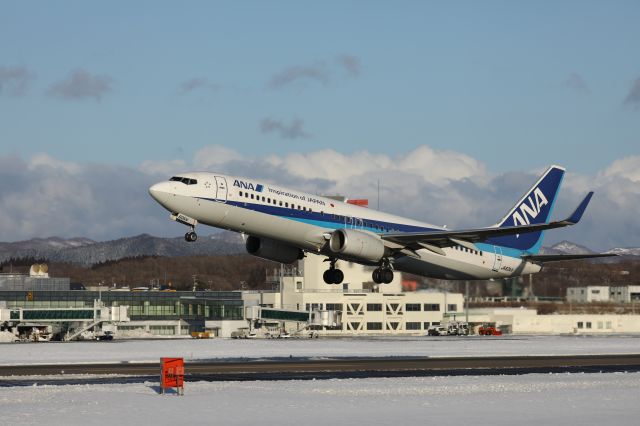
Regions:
[[1, 373, 639, 426], [1, 335, 640, 366]]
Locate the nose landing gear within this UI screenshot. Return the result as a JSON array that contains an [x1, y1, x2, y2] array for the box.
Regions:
[[170, 213, 199, 243], [185, 230, 198, 242], [323, 258, 344, 284]]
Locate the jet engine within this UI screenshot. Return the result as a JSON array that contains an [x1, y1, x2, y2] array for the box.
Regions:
[[329, 229, 386, 263], [245, 236, 304, 264]]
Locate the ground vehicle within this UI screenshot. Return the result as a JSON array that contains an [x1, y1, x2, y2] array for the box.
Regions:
[[447, 322, 469, 336], [478, 324, 503, 336], [96, 331, 114, 341], [427, 325, 448, 336]]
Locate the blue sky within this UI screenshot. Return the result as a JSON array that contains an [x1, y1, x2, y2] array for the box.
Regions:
[[1, 1, 639, 247]]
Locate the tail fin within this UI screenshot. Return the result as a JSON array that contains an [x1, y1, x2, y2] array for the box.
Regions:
[[489, 165, 565, 254]]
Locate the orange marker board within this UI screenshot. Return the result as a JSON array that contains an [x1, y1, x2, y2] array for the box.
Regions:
[[160, 357, 184, 391]]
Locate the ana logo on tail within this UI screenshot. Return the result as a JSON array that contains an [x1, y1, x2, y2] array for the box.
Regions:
[[512, 187, 548, 226]]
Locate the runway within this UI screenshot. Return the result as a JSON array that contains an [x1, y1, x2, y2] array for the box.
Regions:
[[2, 354, 640, 386]]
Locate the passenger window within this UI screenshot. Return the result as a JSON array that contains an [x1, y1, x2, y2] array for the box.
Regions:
[[285, 202, 289, 208], [239, 191, 243, 197], [279, 201, 282, 206], [267, 198, 271, 203], [251, 194, 254, 199], [262, 196, 265, 202]]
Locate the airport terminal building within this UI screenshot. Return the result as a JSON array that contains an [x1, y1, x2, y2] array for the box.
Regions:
[[0, 256, 463, 339], [4, 257, 640, 339]]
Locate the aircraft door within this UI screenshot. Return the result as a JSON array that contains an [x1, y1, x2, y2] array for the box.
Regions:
[[492, 246, 503, 272], [214, 176, 228, 203], [354, 218, 363, 229]]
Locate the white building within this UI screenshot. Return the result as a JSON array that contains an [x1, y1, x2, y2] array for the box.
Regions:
[[465, 307, 640, 334], [243, 254, 464, 336], [609, 285, 640, 304], [566, 286, 610, 303]]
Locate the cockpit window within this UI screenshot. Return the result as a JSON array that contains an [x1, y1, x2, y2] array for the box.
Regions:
[[169, 176, 197, 185]]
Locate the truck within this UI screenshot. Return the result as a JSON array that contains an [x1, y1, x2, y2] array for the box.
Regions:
[[447, 322, 469, 336], [426, 325, 448, 336], [478, 323, 503, 336]]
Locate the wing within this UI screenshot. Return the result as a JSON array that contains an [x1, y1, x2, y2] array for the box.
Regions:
[[381, 192, 594, 254]]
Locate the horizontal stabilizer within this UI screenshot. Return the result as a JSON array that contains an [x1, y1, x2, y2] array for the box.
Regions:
[[522, 253, 617, 263]]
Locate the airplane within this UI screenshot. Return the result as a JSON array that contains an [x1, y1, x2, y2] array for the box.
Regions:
[[149, 165, 615, 284]]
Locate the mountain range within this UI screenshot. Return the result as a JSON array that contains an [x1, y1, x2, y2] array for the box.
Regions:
[[0, 232, 245, 267], [541, 241, 640, 260], [0, 236, 637, 268]]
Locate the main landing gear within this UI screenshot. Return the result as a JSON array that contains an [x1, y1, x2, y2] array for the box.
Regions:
[[372, 259, 394, 284], [323, 258, 344, 284]]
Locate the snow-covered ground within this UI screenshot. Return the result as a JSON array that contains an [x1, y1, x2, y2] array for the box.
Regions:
[[1, 373, 639, 426], [1, 335, 640, 366]]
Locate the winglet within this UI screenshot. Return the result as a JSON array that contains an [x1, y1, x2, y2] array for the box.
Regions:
[[566, 192, 594, 224]]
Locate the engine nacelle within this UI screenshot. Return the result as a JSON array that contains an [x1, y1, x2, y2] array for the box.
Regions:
[[329, 229, 386, 263], [246, 236, 303, 264]]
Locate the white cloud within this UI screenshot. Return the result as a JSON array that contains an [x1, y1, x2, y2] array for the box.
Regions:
[[29, 153, 82, 174], [139, 159, 187, 177], [397, 146, 487, 185], [0, 155, 161, 241], [193, 145, 242, 170], [0, 148, 638, 251], [599, 155, 640, 182]]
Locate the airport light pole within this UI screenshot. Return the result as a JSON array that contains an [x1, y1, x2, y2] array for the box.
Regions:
[[465, 281, 469, 324]]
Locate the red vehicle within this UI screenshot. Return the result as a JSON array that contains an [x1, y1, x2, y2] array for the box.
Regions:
[[478, 324, 503, 336]]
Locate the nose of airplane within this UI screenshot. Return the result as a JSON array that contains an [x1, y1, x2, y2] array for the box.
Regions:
[[149, 182, 171, 204]]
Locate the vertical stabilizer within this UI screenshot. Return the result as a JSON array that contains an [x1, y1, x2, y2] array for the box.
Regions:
[[488, 165, 565, 254]]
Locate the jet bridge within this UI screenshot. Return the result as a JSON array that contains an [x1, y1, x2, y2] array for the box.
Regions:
[[245, 306, 341, 327], [0, 303, 129, 341]]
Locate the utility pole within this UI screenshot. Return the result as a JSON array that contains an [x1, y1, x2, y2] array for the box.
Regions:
[[465, 281, 469, 324]]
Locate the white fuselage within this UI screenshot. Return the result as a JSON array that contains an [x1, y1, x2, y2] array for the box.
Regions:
[[149, 172, 541, 280]]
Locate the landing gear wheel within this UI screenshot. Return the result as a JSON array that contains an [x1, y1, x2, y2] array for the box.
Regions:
[[185, 231, 198, 242], [323, 258, 344, 284], [323, 268, 344, 284], [373, 267, 394, 284]]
